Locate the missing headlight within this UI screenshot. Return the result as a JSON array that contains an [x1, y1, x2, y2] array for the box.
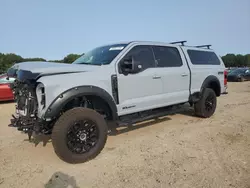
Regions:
[[36, 83, 46, 108]]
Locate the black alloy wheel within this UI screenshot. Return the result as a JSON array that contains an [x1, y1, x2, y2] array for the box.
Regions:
[[194, 88, 217, 118], [204, 93, 216, 113], [52, 107, 108, 164], [66, 119, 99, 154]]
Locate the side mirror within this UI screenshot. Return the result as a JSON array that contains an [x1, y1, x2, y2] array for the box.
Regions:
[[120, 56, 142, 74]]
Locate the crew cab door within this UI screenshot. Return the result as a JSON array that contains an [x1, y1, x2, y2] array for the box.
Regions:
[[115, 45, 163, 116], [151, 45, 190, 104]]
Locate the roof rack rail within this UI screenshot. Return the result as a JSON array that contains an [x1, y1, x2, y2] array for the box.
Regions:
[[195, 44, 212, 49], [170, 40, 187, 46]]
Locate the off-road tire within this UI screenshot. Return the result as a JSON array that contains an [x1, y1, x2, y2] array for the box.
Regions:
[[194, 88, 217, 118], [51, 107, 108, 164]]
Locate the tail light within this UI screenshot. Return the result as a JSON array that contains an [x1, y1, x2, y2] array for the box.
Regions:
[[224, 69, 228, 86]]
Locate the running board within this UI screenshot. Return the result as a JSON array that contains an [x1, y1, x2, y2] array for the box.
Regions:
[[117, 106, 178, 127]]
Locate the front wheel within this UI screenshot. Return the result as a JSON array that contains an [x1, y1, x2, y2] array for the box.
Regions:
[[194, 88, 217, 118], [51, 107, 108, 164]]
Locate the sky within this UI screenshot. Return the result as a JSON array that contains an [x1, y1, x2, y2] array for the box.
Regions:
[[0, 0, 249, 60]]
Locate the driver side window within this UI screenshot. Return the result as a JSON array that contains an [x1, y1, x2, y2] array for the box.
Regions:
[[121, 45, 156, 72]]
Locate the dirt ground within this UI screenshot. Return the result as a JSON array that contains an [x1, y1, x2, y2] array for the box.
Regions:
[[0, 82, 250, 188]]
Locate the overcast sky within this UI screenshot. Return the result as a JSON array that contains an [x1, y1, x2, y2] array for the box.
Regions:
[[1, 0, 249, 60]]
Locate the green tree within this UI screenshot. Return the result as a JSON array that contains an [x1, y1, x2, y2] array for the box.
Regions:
[[23, 58, 46, 62], [245, 54, 250, 67], [221, 54, 236, 67], [48, 59, 63, 63], [0, 53, 23, 72], [235, 54, 246, 67], [63, 54, 81, 64]]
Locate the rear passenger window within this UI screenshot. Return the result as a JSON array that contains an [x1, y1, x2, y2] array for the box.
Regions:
[[152, 46, 183, 67], [187, 50, 221, 65]]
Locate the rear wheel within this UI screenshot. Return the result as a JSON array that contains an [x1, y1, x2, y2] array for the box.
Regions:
[[194, 88, 217, 118], [51, 107, 108, 164]]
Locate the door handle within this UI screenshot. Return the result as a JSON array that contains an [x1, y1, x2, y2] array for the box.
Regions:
[[152, 75, 161, 79], [181, 73, 188, 77]]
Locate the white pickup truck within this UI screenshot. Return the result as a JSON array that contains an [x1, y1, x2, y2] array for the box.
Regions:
[[7, 40, 227, 164]]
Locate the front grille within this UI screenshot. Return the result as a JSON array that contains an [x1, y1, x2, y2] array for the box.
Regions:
[[12, 80, 38, 117]]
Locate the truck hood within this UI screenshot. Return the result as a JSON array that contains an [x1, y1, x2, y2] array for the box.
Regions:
[[7, 61, 101, 79]]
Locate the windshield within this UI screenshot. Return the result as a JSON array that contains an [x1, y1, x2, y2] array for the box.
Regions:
[[72, 43, 128, 65], [229, 68, 248, 74]]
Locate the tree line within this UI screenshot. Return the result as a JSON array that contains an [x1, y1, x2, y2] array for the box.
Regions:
[[221, 54, 250, 68], [0, 53, 81, 73], [0, 52, 249, 73]]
